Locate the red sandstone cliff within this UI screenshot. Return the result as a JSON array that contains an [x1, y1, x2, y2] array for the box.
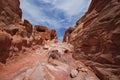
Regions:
[[0, 1, 99, 80], [0, 0, 22, 25], [63, 0, 120, 79], [0, 0, 57, 63], [0, 0, 120, 80]]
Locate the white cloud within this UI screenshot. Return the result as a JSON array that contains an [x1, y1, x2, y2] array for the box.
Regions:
[[42, 0, 57, 4], [41, 0, 91, 16], [55, 0, 85, 16], [20, 0, 91, 40]]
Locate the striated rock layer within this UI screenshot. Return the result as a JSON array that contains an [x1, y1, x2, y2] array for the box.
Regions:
[[0, 0, 57, 63], [0, 0, 22, 25], [0, 41, 99, 80], [63, 0, 120, 80], [0, 0, 99, 80]]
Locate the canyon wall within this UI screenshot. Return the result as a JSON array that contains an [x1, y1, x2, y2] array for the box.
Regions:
[[0, 0, 22, 25], [0, 0, 57, 63], [63, 0, 120, 79]]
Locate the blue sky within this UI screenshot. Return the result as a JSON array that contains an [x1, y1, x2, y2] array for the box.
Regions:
[[20, 0, 91, 40]]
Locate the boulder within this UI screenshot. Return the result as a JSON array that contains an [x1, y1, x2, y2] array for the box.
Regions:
[[50, 29, 57, 40], [70, 69, 79, 78], [0, 30, 12, 51], [23, 19, 33, 37], [0, 30, 12, 63], [4, 24, 19, 36], [33, 25, 57, 41], [33, 34, 43, 45], [34, 25, 48, 32], [24, 37, 33, 47], [11, 35, 24, 51]]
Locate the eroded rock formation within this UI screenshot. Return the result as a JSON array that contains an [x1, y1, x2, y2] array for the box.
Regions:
[[0, 0, 120, 80], [0, 0, 22, 25], [63, 0, 120, 80], [33, 25, 57, 40], [0, 41, 99, 80], [0, 0, 57, 63]]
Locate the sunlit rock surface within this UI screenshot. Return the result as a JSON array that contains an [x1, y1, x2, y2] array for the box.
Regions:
[[0, 0, 119, 80], [0, 40, 99, 80], [0, 0, 57, 63]]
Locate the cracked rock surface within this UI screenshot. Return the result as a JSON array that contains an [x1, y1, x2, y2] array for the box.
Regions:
[[0, 41, 99, 80]]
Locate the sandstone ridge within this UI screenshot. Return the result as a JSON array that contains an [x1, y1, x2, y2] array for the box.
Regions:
[[63, 0, 120, 80]]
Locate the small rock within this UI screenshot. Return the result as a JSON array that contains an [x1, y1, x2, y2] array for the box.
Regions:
[[77, 67, 88, 73], [64, 49, 69, 53], [70, 69, 79, 78], [43, 47, 49, 50]]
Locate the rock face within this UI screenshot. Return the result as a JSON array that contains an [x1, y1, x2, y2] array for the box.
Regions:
[[63, 27, 75, 42], [0, 0, 22, 25], [63, 0, 120, 79], [33, 25, 57, 41], [0, 0, 57, 63], [0, 30, 12, 51], [0, 0, 119, 80], [0, 30, 12, 63], [23, 19, 33, 37]]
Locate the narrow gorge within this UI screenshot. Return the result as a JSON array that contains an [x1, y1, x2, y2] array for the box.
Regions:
[[0, 0, 120, 80]]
